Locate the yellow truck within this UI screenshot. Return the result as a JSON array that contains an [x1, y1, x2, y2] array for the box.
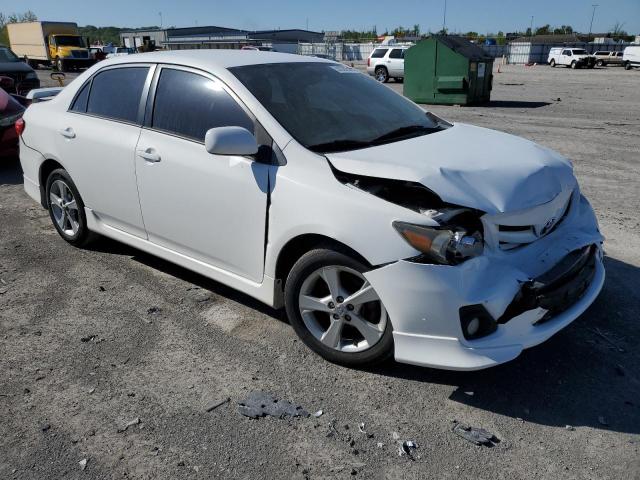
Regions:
[[7, 21, 94, 72]]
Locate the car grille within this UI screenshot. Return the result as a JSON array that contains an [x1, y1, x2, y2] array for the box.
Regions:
[[71, 50, 89, 59], [484, 188, 574, 251]]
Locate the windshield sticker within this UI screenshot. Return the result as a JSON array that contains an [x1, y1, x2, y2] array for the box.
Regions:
[[330, 64, 359, 73]]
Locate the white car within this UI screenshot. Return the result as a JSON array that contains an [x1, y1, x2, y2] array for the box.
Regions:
[[548, 47, 595, 69], [623, 45, 640, 70], [366, 46, 410, 82], [106, 47, 135, 58], [17, 51, 604, 370]]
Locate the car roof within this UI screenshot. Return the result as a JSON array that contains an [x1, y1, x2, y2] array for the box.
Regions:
[[100, 49, 334, 71]]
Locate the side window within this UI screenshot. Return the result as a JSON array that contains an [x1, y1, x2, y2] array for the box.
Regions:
[[151, 68, 254, 142], [563, 50, 572, 56], [86, 67, 149, 123], [371, 48, 388, 58], [389, 49, 403, 59], [70, 81, 90, 112]]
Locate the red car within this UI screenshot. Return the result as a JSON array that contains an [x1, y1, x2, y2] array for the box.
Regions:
[[0, 80, 26, 158]]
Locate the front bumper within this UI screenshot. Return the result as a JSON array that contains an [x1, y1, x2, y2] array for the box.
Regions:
[[364, 194, 604, 370]]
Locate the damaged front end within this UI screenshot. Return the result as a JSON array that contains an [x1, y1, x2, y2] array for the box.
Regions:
[[332, 166, 485, 265], [330, 162, 604, 370]]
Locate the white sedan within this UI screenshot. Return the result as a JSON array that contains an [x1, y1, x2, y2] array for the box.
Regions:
[[17, 51, 604, 370]]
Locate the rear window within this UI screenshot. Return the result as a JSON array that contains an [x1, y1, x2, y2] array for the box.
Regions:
[[86, 67, 149, 123], [371, 49, 388, 58]]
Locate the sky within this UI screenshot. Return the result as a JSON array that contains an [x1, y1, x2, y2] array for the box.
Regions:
[[10, 0, 640, 35]]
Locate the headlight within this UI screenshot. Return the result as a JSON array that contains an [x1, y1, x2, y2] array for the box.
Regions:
[[25, 71, 38, 80], [393, 221, 483, 264]]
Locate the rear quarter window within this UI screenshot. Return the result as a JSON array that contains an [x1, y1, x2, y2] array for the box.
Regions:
[[371, 49, 388, 58], [86, 67, 149, 123]]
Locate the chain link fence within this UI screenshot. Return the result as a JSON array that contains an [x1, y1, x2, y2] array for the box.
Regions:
[[296, 41, 633, 65]]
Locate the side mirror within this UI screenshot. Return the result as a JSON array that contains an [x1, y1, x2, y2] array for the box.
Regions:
[[205, 126, 258, 156]]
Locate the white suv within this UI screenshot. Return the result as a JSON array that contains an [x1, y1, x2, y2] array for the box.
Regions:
[[366, 46, 410, 82]]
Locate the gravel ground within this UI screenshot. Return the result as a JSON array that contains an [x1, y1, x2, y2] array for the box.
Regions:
[[1, 64, 639, 479]]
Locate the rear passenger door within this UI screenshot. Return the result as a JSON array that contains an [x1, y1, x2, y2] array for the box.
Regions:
[[134, 65, 273, 282], [387, 48, 405, 77], [58, 64, 153, 237]]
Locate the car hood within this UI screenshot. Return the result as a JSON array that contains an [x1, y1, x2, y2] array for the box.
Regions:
[[0, 61, 34, 74], [326, 123, 577, 214]]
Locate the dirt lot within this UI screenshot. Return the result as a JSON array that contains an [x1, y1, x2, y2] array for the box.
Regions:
[[1, 64, 639, 479]]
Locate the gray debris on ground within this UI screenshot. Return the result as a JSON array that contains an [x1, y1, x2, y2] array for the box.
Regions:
[[237, 391, 309, 419], [452, 422, 499, 446], [398, 440, 418, 459], [78, 458, 88, 470], [117, 417, 141, 432], [204, 397, 230, 413]]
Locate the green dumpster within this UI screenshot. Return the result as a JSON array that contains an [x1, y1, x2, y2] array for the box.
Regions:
[[404, 36, 494, 105]]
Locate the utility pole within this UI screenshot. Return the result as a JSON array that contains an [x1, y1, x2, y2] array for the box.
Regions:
[[159, 12, 163, 30], [442, 0, 447, 34], [589, 4, 598, 40], [306, 18, 309, 30], [529, 16, 534, 36]]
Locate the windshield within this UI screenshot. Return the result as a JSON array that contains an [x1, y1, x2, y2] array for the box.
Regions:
[[54, 36, 85, 47], [572, 49, 588, 55], [230, 62, 442, 153], [0, 47, 21, 63]]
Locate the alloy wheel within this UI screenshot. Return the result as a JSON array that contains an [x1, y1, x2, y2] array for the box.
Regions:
[[49, 179, 80, 237], [298, 265, 387, 353]]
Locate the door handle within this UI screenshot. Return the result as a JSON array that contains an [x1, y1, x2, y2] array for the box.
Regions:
[[137, 148, 161, 163], [59, 127, 76, 139]]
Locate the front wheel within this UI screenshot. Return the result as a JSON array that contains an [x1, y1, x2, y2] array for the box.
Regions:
[[374, 66, 389, 83], [596, 60, 604, 67], [46, 169, 95, 247], [571, 60, 577, 69], [56, 58, 66, 72], [284, 249, 393, 367]]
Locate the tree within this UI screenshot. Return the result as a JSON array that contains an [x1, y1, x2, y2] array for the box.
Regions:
[[534, 24, 551, 35], [610, 21, 628, 38]]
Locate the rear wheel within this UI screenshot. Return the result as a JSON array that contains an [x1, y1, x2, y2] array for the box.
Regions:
[[46, 169, 95, 247], [284, 249, 393, 367], [625, 61, 632, 70], [596, 59, 604, 67], [550, 59, 556, 67], [374, 66, 389, 83]]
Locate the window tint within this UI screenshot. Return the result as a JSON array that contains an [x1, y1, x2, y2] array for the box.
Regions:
[[389, 49, 403, 59], [70, 81, 90, 112], [371, 49, 388, 58], [152, 68, 253, 142], [87, 67, 149, 123]]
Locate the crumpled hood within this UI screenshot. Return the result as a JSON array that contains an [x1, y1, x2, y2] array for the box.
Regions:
[[326, 123, 577, 214]]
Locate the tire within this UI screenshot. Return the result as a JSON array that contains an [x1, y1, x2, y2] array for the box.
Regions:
[[374, 66, 389, 83], [284, 248, 394, 367], [46, 168, 95, 247], [56, 58, 66, 72], [596, 60, 604, 67], [571, 60, 577, 69], [550, 59, 556, 67], [625, 62, 631, 70]]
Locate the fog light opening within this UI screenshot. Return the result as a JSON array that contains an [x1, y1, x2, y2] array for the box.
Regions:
[[459, 305, 498, 340]]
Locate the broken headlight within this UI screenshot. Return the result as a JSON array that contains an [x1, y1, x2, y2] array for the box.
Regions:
[[393, 221, 484, 265]]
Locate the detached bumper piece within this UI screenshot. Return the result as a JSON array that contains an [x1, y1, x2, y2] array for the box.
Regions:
[[498, 245, 597, 325]]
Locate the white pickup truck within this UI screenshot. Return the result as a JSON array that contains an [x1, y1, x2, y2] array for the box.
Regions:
[[548, 47, 595, 69]]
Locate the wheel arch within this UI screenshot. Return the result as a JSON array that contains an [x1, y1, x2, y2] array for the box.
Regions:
[[38, 158, 66, 208], [274, 233, 371, 287]]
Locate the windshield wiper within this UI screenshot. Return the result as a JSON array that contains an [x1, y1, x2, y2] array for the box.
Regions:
[[307, 139, 373, 153], [371, 124, 440, 144]]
